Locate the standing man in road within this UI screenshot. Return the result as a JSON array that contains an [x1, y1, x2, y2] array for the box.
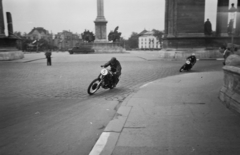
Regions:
[[45, 50, 52, 66]]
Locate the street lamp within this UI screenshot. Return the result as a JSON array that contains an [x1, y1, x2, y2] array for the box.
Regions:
[[228, 3, 238, 52]]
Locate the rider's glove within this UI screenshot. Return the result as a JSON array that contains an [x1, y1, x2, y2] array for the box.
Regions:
[[101, 65, 104, 67]]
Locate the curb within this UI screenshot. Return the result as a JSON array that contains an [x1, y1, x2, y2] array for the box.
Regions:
[[197, 58, 224, 61], [89, 105, 132, 155], [88, 71, 224, 155], [89, 84, 155, 155]]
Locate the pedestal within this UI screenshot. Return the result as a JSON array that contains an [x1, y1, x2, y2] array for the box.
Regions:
[[92, 42, 125, 53], [0, 37, 24, 60]]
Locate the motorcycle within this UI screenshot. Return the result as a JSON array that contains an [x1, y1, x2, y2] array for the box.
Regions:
[[87, 67, 117, 95], [179, 57, 196, 72]]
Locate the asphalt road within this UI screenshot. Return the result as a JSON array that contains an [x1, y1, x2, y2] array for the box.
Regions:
[[0, 52, 223, 155]]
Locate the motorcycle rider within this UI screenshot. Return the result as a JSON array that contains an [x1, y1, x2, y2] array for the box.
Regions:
[[222, 47, 231, 65], [186, 53, 197, 66], [101, 57, 122, 87]]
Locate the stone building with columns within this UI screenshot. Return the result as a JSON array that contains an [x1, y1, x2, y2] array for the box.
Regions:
[[163, 0, 240, 49]]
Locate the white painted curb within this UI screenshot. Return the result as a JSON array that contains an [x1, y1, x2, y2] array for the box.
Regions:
[[89, 132, 111, 155]]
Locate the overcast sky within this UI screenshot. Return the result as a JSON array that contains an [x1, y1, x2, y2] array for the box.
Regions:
[[2, 0, 236, 39], [3, 0, 165, 39]]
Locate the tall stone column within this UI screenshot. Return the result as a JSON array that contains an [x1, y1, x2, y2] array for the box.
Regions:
[[94, 0, 108, 42], [6, 12, 13, 37], [165, 0, 205, 38], [167, 0, 177, 38], [163, 0, 205, 48], [235, 0, 240, 36], [0, 0, 5, 38], [164, 0, 169, 38], [216, 0, 229, 37]]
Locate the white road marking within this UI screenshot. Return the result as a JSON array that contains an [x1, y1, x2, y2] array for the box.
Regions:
[[89, 132, 110, 155], [140, 82, 153, 88], [197, 58, 224, 61]]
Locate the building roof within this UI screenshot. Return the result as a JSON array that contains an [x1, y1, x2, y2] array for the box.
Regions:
[[139, 29, 148, 36], [28, 27, 48, 35], [139, 30, 155, 36], [144, 31, 154, 35]]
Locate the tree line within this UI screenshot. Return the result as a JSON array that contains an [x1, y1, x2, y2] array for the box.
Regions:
[[13, 29, 164, 51]]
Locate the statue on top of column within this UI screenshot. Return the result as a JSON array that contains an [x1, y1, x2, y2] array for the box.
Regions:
[[228, 3, 238, 36], [204, 19, 212, 36]]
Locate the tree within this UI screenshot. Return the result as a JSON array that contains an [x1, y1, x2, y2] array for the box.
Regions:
[[118, 37, 127, 49], [14, 31, 22, 37], [127, 32, 139, 49], [38, 38, 50, 51], [152, 29, 163, 43]]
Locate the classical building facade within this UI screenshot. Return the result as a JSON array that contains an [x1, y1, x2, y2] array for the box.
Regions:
[[138, 30, 161, 50]]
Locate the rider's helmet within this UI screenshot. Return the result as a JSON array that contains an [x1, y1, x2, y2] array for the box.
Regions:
[[191, 53, 195, 56], [111, 57, 116, 61], [110, 57, 117, 65]]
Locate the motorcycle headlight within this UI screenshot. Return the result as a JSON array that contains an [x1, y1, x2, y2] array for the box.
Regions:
[[186, 60, 191, 64], [101, 68, 108, 75]]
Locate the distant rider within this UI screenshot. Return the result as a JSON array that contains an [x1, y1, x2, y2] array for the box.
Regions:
[[101, 57, 122, 87], [186, 53, 197, 65]]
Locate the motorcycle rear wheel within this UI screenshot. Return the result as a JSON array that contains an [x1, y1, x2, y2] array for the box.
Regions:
[[87, 79, 101, 95]]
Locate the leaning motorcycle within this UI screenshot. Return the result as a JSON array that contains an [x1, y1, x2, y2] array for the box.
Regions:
[[87, 67, 117, 95], [179, 58, 195, 72]]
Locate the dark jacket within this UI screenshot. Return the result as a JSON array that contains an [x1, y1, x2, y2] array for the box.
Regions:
[[45, 51, 52, 58], [103, 58, 122, 74], [187, 55, 196, 64], [223, 49, 231, 59]]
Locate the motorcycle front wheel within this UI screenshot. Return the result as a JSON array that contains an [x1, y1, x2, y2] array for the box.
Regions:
[[87, 79, 101, 95], [179, 65, 186, 72]]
